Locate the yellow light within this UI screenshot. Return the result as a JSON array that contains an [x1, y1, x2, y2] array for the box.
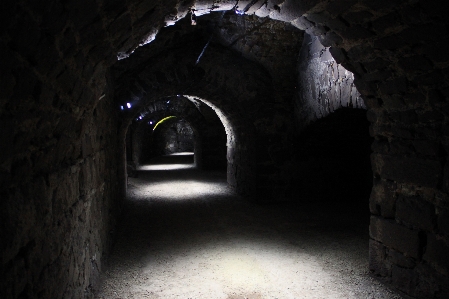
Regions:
[[153, 116, 176, 131]]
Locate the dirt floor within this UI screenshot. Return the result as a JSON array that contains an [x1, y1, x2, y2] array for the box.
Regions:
[[95, 151, 402, 299]]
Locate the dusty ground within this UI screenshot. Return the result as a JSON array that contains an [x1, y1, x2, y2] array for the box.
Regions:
[[96, 152, 402, 299]]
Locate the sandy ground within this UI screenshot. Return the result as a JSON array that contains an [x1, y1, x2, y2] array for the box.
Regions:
[[96, 153, 401, 299]]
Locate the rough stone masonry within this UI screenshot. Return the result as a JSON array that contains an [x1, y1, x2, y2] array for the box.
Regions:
[[1, 0, 449, 298]]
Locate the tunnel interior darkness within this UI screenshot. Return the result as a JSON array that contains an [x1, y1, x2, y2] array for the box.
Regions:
[[1, 1, 449, 299], [99, 109, 379, 298]]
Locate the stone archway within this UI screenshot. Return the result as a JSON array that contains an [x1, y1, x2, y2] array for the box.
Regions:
[[114, 35, 281, 197], [1, 1, 448, 298], [111, 3, 449, 297], [126, 95, 227, 170]]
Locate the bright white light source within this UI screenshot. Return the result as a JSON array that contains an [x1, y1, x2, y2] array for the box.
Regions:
[[167, 100, 170, 104], [120, 106, 124, 110], [139, 116, 142, 120], [149, 121, 153, 125], [235, 10, 244, 15], [127, 103, 132, 109]]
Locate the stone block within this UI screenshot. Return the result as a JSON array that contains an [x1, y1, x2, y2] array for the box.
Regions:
[[374, 35, 404, 50], [418, 109, 444, 123], [370, 216, 420, 258], [371, 138, 389, 155], [424, 38, 449, 63], [398, 55, 433, 72], [363, 70, 392, 82], [415, 263, 448, 299], [403, 92, 426, 106], [412, 140, 440, 157], [346, 44, 371, 62], [412, 70, 445, 87], [290, 16, 314, 30], [392, 264, 418, 295], [388, 248, 416, 269], [306, 25, 327, 36], [329, 47, 347, 64], [369, 178, 397, 218], [108, 12, 132, 35], [388, 139, 414, 156], [369, 239, 390, 277], [361, 0, 404, 10], [325, 0, 358, 17], [9, 9, 41, 60], [414, 127, 440, 140], [378, 77, 407, 95], [388, 110, 418, 125], [318, 31, 342, 47], [353, 74, 376, 96], [338, 24, 374, 41], [362, 58, 390, 72], [400, 4, 423, 25], [424, 233, 449, 273], [444, 162, 449, 193], [372, 154, 442, 188], [343, 11, 373, 24], [371, 11, 401, 34], [270, 0, 314, 22], [438, 208, 449, 236], [0, 119, 15, 165], [306, 12, 332, 25], [396, 195, 435, 231], [398, 24, 446, 44], [382, 95, 407, 110], [65, 0, 99, 30]]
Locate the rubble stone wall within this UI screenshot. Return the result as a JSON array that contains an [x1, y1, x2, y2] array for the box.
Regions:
[[1, 0, 449, 298], [296, 33, 365, 130]]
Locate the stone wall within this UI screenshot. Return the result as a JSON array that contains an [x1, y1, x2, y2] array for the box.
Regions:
[[211, 13, 304, 107], [127, 96, 227, 170], [2, 1, 449, 298], [296, 33, 365, 130], [0, 76, 121, 298], [1, 2, 122, 297], [153, 119, 195, 155], [112, 30, 278, 197]]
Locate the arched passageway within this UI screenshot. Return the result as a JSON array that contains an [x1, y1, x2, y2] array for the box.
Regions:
[[96, 108, 392, 299], [124, 95, 228, 174], [1, 1, 449, 299], [151, 118, 195, 156]]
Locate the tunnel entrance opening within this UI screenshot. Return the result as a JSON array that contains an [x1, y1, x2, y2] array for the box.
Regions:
[[293, 108, 372, 197], [150, 117, 195, 161], [109, 10, 382, 297], [96, 108, 400, 299], [290, 107, 373, 228], [123, 95, 228, 180]]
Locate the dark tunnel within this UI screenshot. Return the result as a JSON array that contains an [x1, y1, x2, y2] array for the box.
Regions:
[[1, 1, 449, 298]]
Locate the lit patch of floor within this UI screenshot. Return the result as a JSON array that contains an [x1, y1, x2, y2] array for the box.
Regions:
[[139, 164, 196, 171], [170, 152, 194, 156], [97, 154, 401, 299]]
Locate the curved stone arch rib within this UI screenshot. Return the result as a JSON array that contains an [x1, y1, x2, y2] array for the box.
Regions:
[[184, 95, 235, 145]]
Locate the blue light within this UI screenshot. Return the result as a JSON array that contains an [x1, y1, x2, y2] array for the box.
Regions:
[[167, 100, 170, 104], [235, 9, 244, 15], [120, 106, 124, 110], [149, 121, 153, 125], [139, 116, 142, 120], [127, 103, 131, 108]]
